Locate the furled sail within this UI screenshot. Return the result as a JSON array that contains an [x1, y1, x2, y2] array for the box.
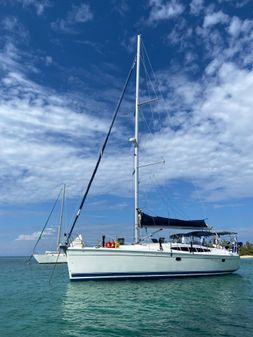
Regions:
[[138, 210, 207, 229]]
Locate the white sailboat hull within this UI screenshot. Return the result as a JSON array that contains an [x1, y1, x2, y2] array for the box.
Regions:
[[66, 245, 240, 280], [33, 252, 67, 264]]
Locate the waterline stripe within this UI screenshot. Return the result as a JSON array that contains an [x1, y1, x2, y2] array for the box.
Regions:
[[71, 270, 237, 279]]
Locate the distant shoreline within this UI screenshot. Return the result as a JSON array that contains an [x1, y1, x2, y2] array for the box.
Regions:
[[240, 255, 253, 258]]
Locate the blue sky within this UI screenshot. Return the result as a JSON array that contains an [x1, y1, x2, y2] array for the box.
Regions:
[[1, 0, 253, 255]]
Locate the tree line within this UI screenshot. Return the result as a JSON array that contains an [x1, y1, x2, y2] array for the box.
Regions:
[[239, 241, 253, 256]]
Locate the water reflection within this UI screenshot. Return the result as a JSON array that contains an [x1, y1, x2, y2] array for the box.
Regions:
[[1, 257, 251, 337], [60, 270, 253, 337]]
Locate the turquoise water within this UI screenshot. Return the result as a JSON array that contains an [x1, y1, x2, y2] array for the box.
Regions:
[[0, 257, 252, 337]]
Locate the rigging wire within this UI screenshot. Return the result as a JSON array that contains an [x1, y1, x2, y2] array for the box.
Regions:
[[140, 43, 164, 148], [49, 251, 61, 285], [140, 51, 161, 132], [142, 172, 190, 219], [139, 39, 206, 221], [26, 186, 63, 263], [139, 43, 170, 212], [64, 57, 136, 247], [141, 40, 165, 127], [140, 41, 158, 100]]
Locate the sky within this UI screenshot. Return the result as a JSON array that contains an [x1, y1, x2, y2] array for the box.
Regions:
[[1, 0, 253, 255]]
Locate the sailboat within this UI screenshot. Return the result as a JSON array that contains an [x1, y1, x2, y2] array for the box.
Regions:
[[33, 184, 67, 264], [61, 35, 240, 280]]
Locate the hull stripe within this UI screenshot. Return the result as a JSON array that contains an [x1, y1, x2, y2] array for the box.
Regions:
[[70, 269, 237, 280]]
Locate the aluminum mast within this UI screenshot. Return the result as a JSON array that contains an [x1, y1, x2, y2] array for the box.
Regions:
[[134, 34, 141, 243]]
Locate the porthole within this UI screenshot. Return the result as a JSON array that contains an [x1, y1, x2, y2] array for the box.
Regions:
[[222, 258, 225, 262], [176, 257, 181, 261]]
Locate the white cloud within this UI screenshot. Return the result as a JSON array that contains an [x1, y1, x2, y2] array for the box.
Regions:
[[145, 6, 253, 203], [1, 7, 253, 209], [121, 35, 136, 53], [203, 10, 229, 28], [1, 16, 30, 43], [112, 0, 129, 16], [225, 18, 253, 67], [2, 16, 18, 31], [148, 0, 184, 24], [228, 16, 241, 36], [190, 0, 204, 16], [227, 16, 253, 40], [205, 58, 222, 75], [167, 18, 193, 48], [19, 0, 51, 16], [51, 3, 93, 33], [194, 12, 253, 70], [0, 41, 128, 204], [45, 55, 53, 65], [237, 0, 251, 8], [73, 3, 93, 23], [140, 61, 253, 202], [16, 227, 55, 240]]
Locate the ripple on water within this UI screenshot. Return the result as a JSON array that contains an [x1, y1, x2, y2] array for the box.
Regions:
[[0, 258, 252, 337]]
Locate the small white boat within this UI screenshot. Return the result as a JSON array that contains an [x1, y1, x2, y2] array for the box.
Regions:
[[33, 185, 67, 264], [33, 251, 66, 264], [62, 35, 240, 280]]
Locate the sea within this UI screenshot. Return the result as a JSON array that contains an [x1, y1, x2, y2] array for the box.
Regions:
[[0, 257, 252, 337]]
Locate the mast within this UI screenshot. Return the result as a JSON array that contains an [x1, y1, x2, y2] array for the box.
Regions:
[[57, 184, 65, 250], [134, 34, 141, 243]]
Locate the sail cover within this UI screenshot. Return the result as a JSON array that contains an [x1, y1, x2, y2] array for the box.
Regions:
[[139, 211, 207, 229]]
